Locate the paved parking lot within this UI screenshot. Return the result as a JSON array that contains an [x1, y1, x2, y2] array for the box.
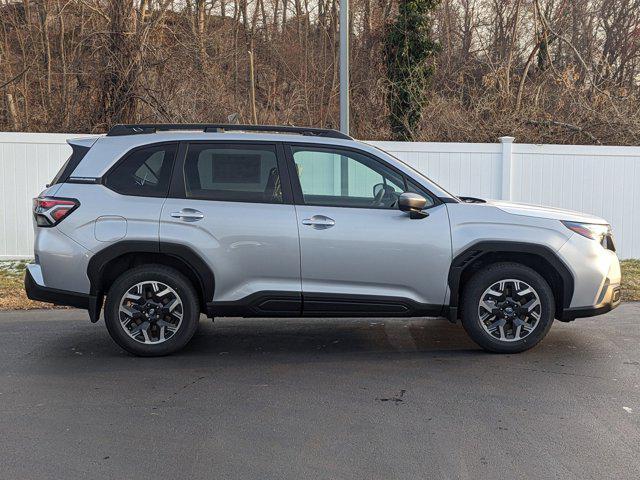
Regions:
[[1, 304, 639, 480]]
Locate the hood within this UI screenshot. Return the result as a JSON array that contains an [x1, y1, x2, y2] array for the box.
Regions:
[[485, 199, 608, 224]]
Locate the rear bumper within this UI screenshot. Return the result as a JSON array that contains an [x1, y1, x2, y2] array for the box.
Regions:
[[560, 283, 622, 320], [25, 264, 100, 321]]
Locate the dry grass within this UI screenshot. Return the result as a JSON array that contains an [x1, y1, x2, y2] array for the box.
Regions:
[[0, 261, 61, 310], [1, 259, 639, 311], [621, 259, 640, 302]]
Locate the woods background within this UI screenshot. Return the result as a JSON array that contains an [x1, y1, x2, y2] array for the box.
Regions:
[[2, 0, 640, 144]]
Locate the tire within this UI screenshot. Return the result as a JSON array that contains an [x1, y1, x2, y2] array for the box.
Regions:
[[104, 264, 200, 356], [460, 262, 555, 353]]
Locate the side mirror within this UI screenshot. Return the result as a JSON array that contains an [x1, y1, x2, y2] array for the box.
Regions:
[[398, 192, 429, 219]]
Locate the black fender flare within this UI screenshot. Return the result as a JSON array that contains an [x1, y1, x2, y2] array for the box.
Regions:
[[447, 241, 574, 318], [86, 241, 215, 321]]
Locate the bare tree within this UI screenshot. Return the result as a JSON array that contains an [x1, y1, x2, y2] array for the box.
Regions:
[[1, 0, 640, 144]]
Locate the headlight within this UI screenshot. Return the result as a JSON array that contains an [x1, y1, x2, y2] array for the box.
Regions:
[[561, 221, 611, 242]]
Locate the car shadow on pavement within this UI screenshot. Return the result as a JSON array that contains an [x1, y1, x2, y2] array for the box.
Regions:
[[185, 317, 604, 360], [24, 313, 605, 370], [181, 317, 482, 358], [30, 316, 491, 365]]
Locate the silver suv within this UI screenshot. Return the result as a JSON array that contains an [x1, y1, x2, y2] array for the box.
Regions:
[[25, 124, 621, 356]]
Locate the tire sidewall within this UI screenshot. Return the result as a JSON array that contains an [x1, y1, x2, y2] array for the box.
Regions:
[[461, 263, 555, 353], [104, 265, 200, 356]]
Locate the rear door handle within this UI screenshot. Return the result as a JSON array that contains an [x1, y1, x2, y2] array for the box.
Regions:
[[302, 215, 335, 229], [170, 209, 205, 222]]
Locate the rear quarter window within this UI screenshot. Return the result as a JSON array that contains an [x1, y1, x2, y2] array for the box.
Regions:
[[104, 143, 177, 197]]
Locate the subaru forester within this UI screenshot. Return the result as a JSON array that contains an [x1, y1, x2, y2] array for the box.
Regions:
[[25, 124, 621, 356]]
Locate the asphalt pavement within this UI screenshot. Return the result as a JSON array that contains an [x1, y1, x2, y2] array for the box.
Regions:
[[0, 304, 639, 480]]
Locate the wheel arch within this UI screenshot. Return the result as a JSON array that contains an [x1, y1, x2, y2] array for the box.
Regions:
[[447, 241, 574, 320], [86, 241, 215, 319]]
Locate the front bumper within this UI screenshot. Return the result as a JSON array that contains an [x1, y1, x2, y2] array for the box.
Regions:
[[557, 231, 622, 320], [560, 282, 622, 320], [25, 264, 100, 321]]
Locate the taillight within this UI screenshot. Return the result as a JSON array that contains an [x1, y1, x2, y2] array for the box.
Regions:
[[33, 197, 79, 227]]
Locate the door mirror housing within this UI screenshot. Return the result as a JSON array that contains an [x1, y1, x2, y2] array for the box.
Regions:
[[398, 192, 429, 219]]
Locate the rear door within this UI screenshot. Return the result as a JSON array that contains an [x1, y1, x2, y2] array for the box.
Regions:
[[285, 144, 451, 315], [160, 142, 301, 311]]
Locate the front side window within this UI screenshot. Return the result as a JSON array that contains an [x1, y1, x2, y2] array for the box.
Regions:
[[183, 144, 282, 203], [291, 146, 406, 208], [105, 143, 177, 197], [406, 180, 436, 208]]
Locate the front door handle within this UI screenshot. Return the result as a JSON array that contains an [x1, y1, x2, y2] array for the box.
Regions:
[[170, 209, 205, 222], [302, 215, 335, 229]]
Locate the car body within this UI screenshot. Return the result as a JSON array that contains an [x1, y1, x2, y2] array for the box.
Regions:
[[25, 124, 621, 355]]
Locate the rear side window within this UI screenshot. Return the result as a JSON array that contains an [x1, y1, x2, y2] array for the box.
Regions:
[[105, 143, 177, 197], [183, 144, 282, 203], [50, 144, 90, 186]]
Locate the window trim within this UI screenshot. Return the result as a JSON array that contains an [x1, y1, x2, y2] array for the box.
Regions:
[[102, 141, 179, 198], [283, 143, 441, 210], [168, 141, 294, 205]]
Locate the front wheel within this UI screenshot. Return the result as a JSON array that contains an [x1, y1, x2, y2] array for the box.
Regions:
[[104, 265, 200, 356], [461, 263, 555, 353]]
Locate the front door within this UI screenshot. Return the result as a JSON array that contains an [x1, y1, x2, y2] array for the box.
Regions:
[[160, 142, 301, 312], [286, 144, 451, 315]]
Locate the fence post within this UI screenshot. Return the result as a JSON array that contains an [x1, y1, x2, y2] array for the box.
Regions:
[[499, 136, 515, 201]]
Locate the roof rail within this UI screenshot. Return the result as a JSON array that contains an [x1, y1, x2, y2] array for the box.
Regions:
[[107, 123, 353, 140]]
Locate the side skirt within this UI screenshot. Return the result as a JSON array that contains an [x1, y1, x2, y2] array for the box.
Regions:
[[206, 291, 443, 318]]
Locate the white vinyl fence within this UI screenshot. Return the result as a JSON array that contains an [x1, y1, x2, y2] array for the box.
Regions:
[[1, 132, 639, 259]]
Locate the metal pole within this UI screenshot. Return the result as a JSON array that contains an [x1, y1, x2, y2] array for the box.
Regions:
[[248, 50, 258, 125], [339, 0, 349, 135]]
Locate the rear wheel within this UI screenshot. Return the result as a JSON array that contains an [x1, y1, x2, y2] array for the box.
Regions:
[[461, 262, 555, 353], [104, 265, 200, 356]]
